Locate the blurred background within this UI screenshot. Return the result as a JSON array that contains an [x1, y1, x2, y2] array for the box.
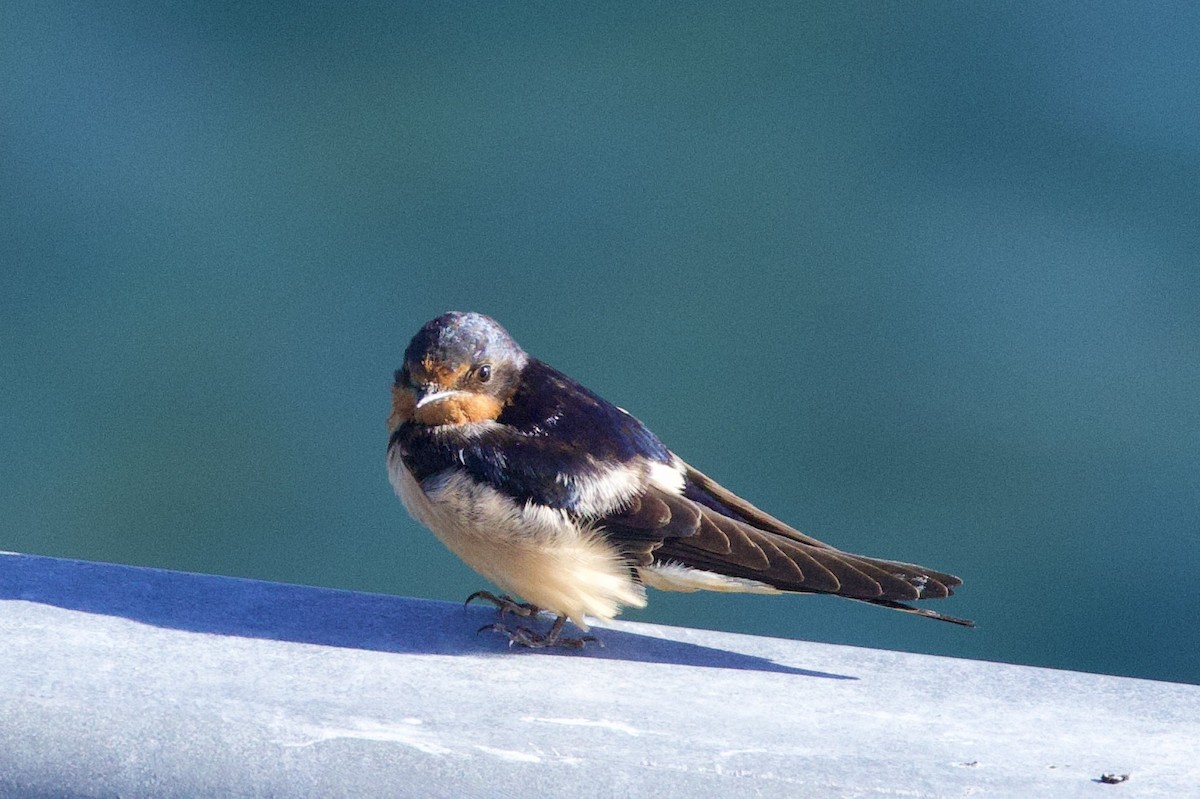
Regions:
[[3, 2, 1197, 684]]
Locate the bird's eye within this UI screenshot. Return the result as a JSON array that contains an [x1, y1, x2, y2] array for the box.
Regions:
[[476, 364, 492, 383]]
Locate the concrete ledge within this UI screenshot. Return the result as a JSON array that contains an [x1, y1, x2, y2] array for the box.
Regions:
[[1, 552, 1196, 797]]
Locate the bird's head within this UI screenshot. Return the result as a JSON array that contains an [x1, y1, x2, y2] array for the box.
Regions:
[[390, 312, 528, 430]]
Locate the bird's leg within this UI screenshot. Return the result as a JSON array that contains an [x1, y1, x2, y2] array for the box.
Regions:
[[478, 613, 600, 649], [464, 590, 540, 618]]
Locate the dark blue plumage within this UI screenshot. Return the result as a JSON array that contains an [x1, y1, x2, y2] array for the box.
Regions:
[[392, 358, 670, 514]]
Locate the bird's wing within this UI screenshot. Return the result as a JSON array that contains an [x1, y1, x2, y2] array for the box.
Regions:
[[598, 460, 973, 626]]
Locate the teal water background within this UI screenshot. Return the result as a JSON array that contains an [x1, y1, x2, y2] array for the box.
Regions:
[[3, 3, 1197, 684]]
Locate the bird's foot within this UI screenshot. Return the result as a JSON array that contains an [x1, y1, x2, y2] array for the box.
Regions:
[[478, 615, 600, 650], [464, 590, 541, 618]]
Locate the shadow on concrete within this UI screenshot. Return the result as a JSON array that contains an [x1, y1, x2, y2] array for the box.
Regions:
[[0, 553, 854, 679]]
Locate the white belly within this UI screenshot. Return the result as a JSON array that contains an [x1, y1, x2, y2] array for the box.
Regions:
[[388, 450, 646, 629]]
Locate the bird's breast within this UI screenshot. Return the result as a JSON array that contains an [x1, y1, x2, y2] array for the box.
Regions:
[[387, 448, 646, 627]]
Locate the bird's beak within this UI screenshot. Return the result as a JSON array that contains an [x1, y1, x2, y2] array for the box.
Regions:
[[414, 386, 468, 409]]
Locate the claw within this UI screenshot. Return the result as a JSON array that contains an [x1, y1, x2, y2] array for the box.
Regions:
[[477, 615, 601, 649], [464, 591, 541, 618]]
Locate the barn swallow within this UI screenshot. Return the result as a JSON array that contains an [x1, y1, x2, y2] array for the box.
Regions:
[[388, 312, 972, 648]]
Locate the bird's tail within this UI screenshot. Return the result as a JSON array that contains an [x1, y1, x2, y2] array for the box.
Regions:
[[860, 597, 975, 627]]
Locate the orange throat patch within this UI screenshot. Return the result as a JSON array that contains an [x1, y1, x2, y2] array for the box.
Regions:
[[389, 385, 503, 430], [388, 385, 416, 431], [414, 392, 504, 426]]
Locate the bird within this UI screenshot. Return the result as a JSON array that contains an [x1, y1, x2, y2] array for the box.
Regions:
[[387, 311, 973, 648]]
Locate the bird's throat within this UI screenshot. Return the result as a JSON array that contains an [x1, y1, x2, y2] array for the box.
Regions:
[[389, 384, 505, 430]]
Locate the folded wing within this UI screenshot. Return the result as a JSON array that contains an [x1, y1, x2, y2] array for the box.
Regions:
[[599, 460, 974, 626]]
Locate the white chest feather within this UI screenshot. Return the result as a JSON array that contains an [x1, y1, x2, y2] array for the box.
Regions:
[[387, 448, 646, 629]]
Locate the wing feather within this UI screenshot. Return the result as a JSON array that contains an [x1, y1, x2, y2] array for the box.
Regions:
[[599, 460, 969, 620]]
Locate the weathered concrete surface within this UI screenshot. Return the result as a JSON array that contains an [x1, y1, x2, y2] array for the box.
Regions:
[[1, 552, 1195, 798]]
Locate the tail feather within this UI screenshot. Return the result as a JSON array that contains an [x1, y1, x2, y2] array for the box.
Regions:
[[862, 597, 976, 627]]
